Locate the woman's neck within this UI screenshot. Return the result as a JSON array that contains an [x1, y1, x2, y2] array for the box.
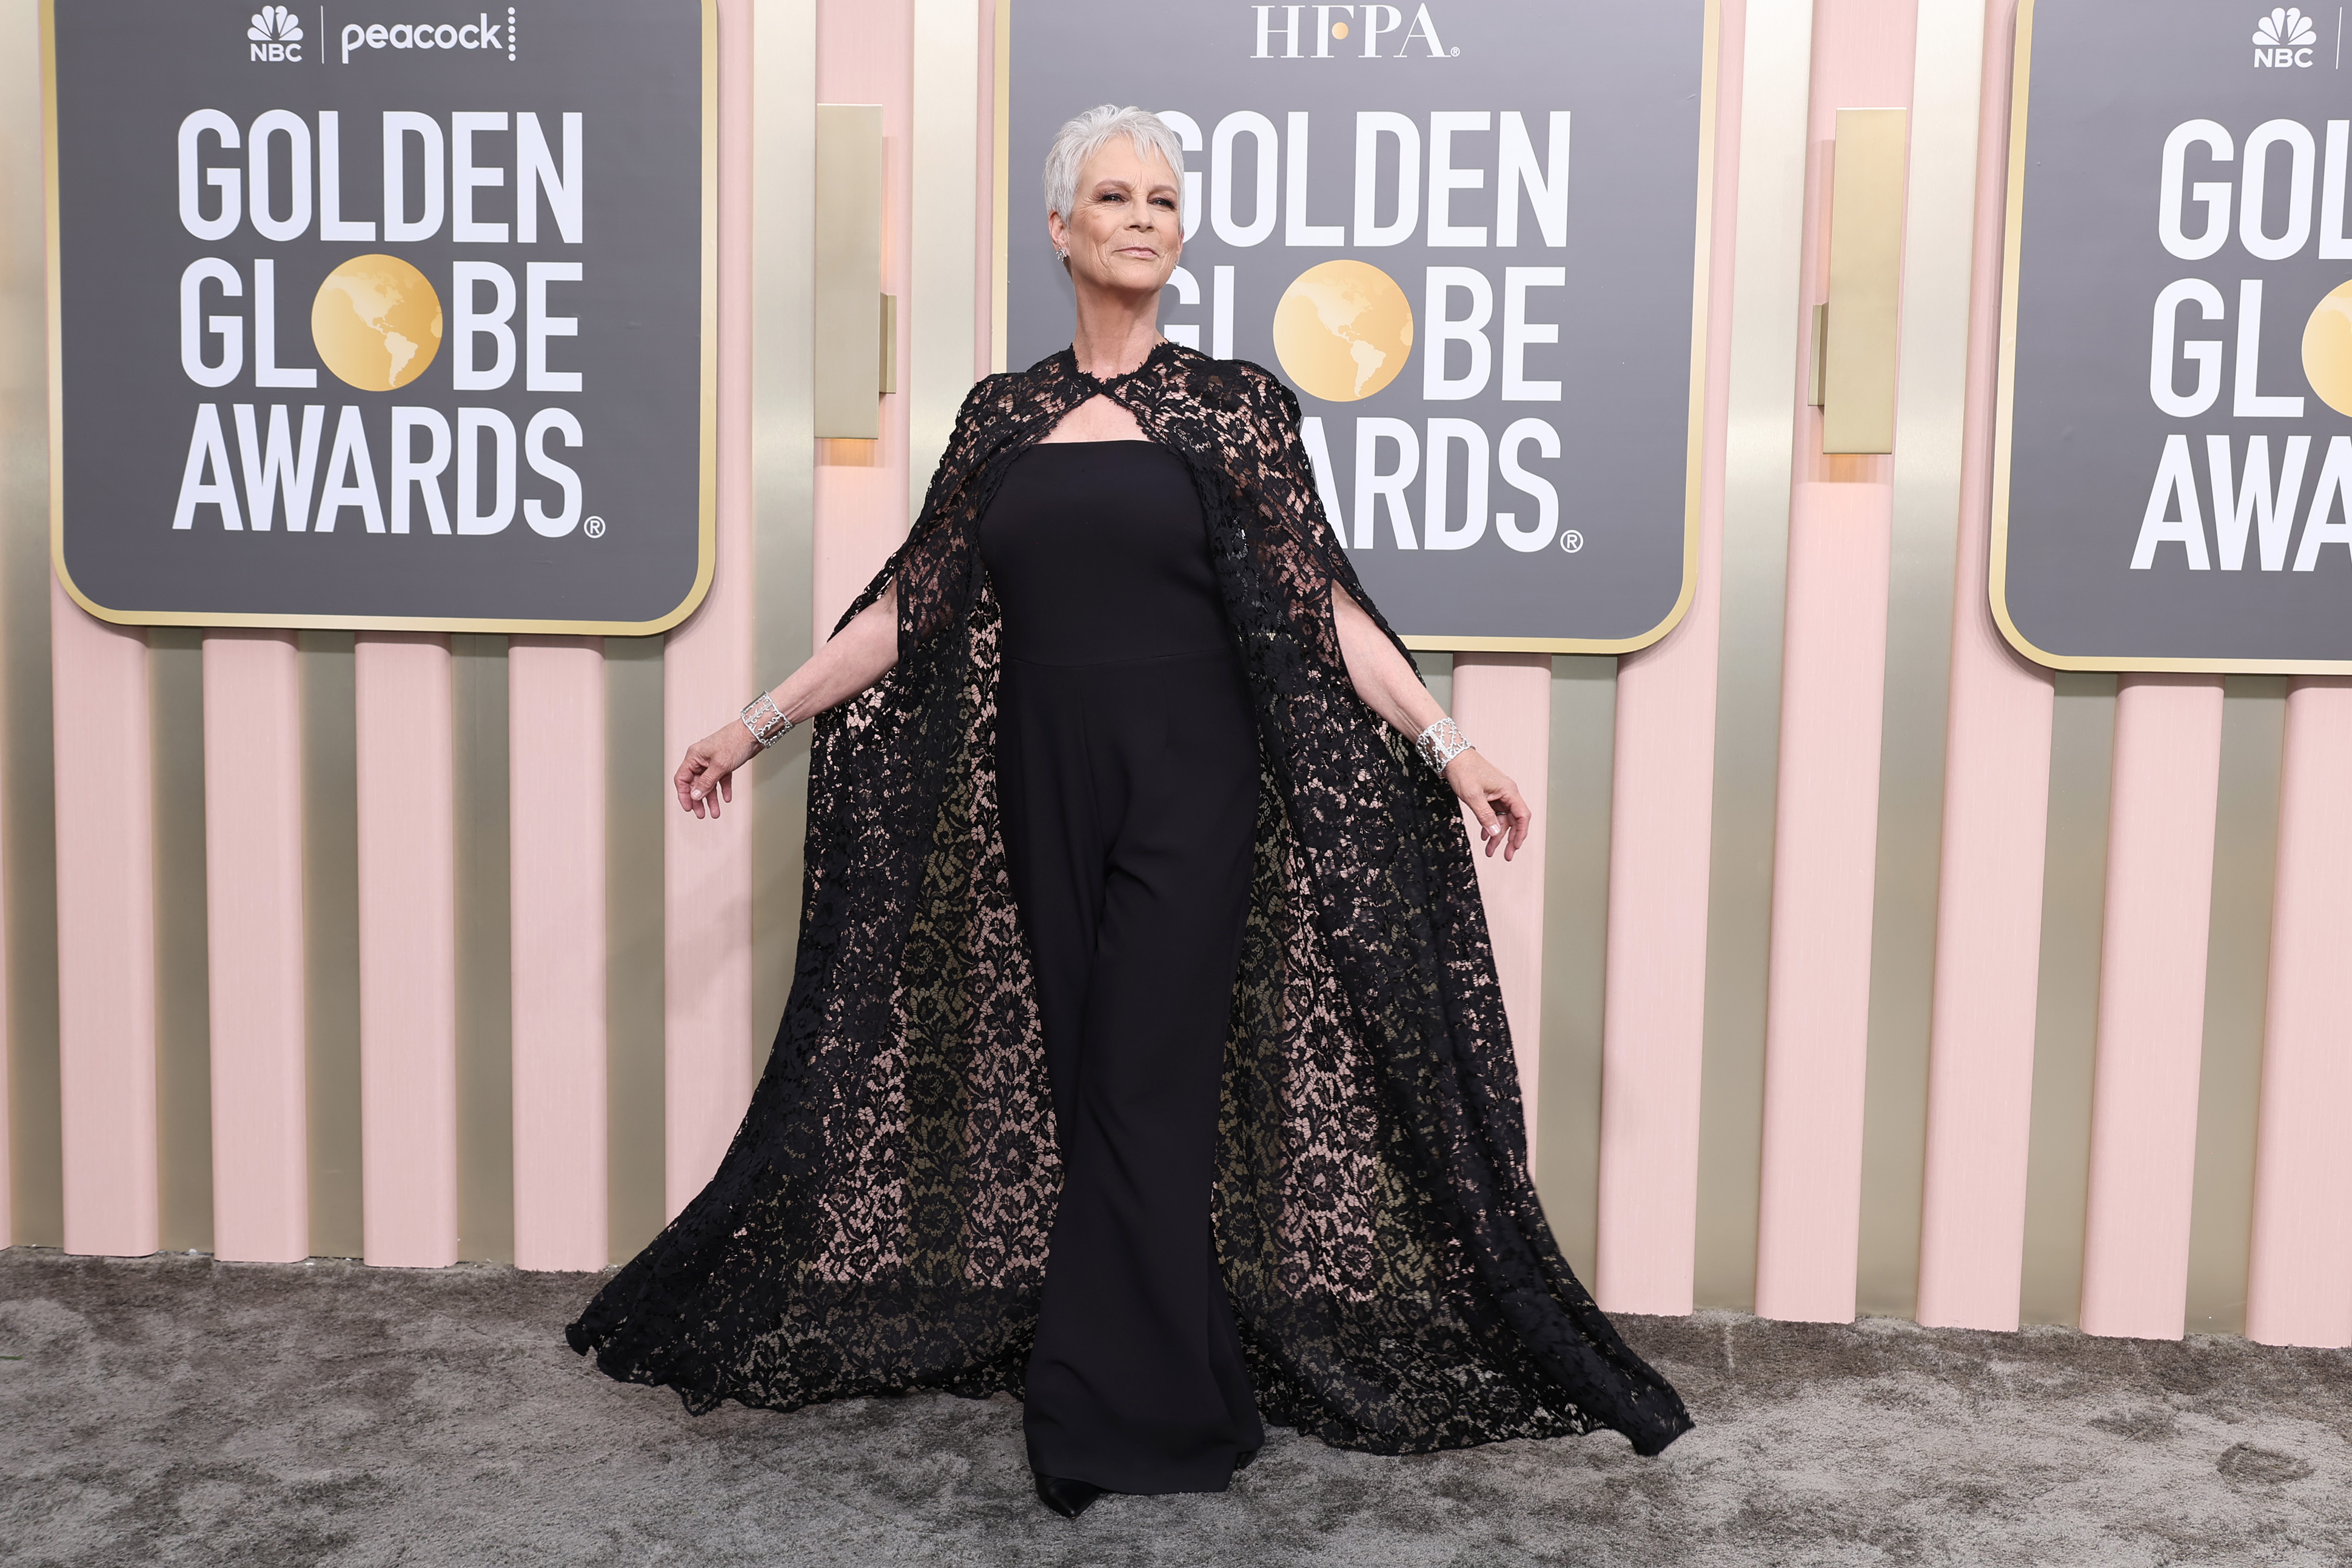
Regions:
[[1069, 286, 1164, 379]]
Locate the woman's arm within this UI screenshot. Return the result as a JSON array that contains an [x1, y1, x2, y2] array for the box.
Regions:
[[1332, 584, 1533, 860], [674, 583, 900, 819]]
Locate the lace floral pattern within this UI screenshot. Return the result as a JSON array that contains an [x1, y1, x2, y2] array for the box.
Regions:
[[567, 342, 1694, 1458]]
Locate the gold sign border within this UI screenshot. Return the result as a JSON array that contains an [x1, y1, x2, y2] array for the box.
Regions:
[[992, 0, 1720, 657], [1988, 0, 2352, 674], [40, 0, 720, 637]]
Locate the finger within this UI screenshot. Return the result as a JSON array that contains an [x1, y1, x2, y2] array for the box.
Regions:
[[694, 760, 725, 814], [1472, 801, 1503, 856], [719, 773, 733, 805], [1503, 789, 1531, 859]]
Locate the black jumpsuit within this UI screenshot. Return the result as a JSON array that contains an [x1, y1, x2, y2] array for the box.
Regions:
[[978, 438, 1265, 1495]]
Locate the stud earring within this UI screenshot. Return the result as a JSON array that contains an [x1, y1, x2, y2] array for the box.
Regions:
[[1054, 247, 1068, 259]]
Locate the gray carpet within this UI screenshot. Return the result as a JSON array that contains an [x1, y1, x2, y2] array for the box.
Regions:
[[2, 1249, 2347, 1566]]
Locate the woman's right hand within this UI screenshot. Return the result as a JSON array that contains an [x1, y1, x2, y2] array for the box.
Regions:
[[673, 582, 902, 821], [674, 719, 762, 819]]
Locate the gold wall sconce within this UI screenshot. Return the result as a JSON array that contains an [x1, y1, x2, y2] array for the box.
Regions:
[[815, 103, 894, 438], [1812, 107, 1909, 455]]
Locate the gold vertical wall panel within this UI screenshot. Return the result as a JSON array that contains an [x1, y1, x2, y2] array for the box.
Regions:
[[749, 0, 817, 1112], [603, 637, 668, 1262], [2185, 678, 2287, 1334], [814, 104, 885, 439], [1856, 0, 1991, 1320], [298, 632, 364, 1259], [451, 634, 513, 1263], [1534, 657, 1618, 1283], [990, 0, 1010, 374], [149, 629, 212, 1255], [2019, 672, 2117, 1325], [1694, 0, 1815, 1315], [2, 0, 63, 1250], [910, 0, 982, 521], [1823, 107, 1909, 454]]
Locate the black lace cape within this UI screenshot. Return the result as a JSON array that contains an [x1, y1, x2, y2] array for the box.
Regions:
[[568, 341, 1692, 1458]]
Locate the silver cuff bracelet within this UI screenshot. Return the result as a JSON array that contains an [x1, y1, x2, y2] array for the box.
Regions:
[[742, 692, 794, 749], [1415, 716, 1472, 774]]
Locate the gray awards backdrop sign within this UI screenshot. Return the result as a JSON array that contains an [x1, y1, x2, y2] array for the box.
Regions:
[[1997, 0, 2352, 669], [1005, 0, 1711, 650], [44, 0, 714, 632]]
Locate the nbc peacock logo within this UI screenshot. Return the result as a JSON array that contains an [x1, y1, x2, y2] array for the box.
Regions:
[[2253, 6, 2318, 67], [248, 4, 305, 61]]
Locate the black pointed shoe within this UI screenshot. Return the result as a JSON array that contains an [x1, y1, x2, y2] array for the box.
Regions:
[[1033, 1474, 1107, 1518]]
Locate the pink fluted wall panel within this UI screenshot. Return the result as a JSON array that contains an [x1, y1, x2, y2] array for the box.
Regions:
[[355, 633, 458, 1267], [2243, 678, 2352, 1347], [1450, 654, 1552, 1117], [663, 0, 759, 1215], [509, 637, 608, 1270], [1914, 0, 2054, 1333], [2077, 674, 2224, 1340], [1754, 481, 1894, 1321], [1748, 0, 1916, 1327], [50, 577, 158, 1257], [1594, 0, 1745, 1317], [201, 631, 309, 1262]]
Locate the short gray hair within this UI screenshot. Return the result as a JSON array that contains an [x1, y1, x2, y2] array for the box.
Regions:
[[1042, 104, 1185, 224]]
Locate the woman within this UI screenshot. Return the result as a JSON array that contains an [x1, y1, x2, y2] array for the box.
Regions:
[[569, 104, 1690, 1518]]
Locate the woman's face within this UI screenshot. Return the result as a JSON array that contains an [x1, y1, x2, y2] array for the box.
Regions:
[[1048, 138, 1182, 301]]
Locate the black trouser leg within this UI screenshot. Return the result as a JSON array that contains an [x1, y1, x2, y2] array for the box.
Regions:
[[998, 651, 1263, 1496]]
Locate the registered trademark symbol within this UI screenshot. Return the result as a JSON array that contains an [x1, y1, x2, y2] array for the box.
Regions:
[[584, 515, 607, 539], [1560, 529, 1584, 553], [1450, 45, 1461, 55]]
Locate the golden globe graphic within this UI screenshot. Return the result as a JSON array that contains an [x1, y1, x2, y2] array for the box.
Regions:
[[311, 255, 444, 392], [2301, 281, 2352, 419], [1271, 260, 1415, 403]]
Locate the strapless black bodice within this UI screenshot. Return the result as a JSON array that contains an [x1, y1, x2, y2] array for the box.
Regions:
[[977, 440, 1230, 665]]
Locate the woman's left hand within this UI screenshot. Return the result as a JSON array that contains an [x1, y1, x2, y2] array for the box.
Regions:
[[1445, 749, 1533, 860]]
